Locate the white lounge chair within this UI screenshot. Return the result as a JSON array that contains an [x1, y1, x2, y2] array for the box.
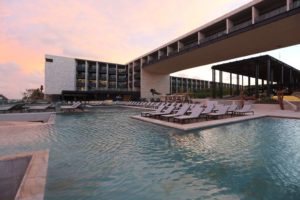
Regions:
[[233, 104, 254, 115], [206, 105, 230, 119], [174, 105, 204, 124], [161, 104, 190, 121], [61, 102, 82, 112]]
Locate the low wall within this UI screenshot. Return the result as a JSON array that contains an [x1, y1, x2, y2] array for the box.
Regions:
[[0, 112, 54, 123]]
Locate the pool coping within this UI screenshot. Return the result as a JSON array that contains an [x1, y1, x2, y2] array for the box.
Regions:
[[0, 150, 49, 200]]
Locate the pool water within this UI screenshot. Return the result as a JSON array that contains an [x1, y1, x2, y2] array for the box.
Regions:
[[1, 107, 300, 199]]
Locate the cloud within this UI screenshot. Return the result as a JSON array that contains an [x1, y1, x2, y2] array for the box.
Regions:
[[0, 62, 43, 99]]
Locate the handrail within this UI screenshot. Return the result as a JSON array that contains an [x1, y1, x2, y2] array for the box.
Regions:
[[229, 20, 252, 32], [200, 30, 227, 44], [257, 5, 286, 22]]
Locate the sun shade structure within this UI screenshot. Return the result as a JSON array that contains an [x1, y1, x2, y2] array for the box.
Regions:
[[211, 55, 300, 98]]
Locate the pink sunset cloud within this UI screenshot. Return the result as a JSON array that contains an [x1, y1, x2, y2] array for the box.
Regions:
[[1, 0, 256, 98]]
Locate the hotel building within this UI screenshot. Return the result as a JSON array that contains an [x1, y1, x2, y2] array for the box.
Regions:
[[45, 0, 300, 100]]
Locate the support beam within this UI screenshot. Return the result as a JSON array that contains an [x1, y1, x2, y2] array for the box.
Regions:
[[177, 41, 183, 52], [248, 76, 251, 94], [219, 71, 223, 98], [198, 32, 204, 44], [255, 64, 259, 98], [230, 73, 232, 96], [236, 74, 240, 95], [252, 6, 259, 24], [226, 18, 233, 34], [281, 65, 284, 85], [267, 58, 271, 96], [96, 62, 99, 89], [287, 0, 293, 11], [85, 61, 88, 91], [212, 69, 216, 98]]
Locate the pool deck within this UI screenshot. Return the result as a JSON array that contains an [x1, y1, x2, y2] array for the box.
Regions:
[[131, 106, 300, 131]]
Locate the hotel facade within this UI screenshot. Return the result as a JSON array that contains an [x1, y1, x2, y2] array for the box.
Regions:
[[45, 0, 300, 100]]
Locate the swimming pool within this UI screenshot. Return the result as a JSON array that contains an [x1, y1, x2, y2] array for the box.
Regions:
[[0, 107, 300, 199]]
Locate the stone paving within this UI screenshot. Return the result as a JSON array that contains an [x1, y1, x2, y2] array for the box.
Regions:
[[0, 150, 49, 200]]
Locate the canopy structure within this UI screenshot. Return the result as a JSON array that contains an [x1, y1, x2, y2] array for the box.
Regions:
[[211, 55, 300, 98]]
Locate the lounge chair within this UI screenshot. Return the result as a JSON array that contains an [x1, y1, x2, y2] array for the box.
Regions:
[[227, 104, 238, 115], [174, 105, 204, 124], [206, 105, 230, 119], [161, 104, 190, 121], [148, 105, 176, 118], [141, 104, 166, 117], [0, 103, 25, 113], [199, 104, 214, 117], [60, 102, 82, 112], [233, 104, 254, 115], [27, 104, 52, 112]]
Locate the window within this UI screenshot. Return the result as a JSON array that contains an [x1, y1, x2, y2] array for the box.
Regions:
[[45, 58, 53, 62]]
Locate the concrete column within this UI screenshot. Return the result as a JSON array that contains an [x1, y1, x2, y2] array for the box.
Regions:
[[290, 69, 293, 90], [158, 50, 162, 59], [248, 76, 251, 94], [255, 64, 259, 98], [198, 32, 204, 44], [230, 73, 232, 95], [252, 6, 259, 24], [281, 65, 284, 85], [147, 55, 151, 63], [287, 0, 293, 11], [219, 70, 223, 98], [236, 74, 240, 95], [96, 62, 99, 89], [115, 64, 118, 89], [106, 63, 109, 90], [267, 59, 271, 96], [178, 41, 183, 52], [226, 18, 233, 34], [212, 69, 216, 98], [85, 61, 88, 91], [167, 46, 172, 56]]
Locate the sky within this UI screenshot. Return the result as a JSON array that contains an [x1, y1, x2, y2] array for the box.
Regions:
[[1, 0, 300, 99]]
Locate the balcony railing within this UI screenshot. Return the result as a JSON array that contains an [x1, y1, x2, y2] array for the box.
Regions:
[[99, 68, 107, 73], [89, 74, 96, 80], [88, 83, 97, 88], [134, 82, 140, 87], [118, 69, 127, 74], [291, 1, 300, 9], [257, 5, 287, 22], [108, 69, 116, 74], [134, 67, 141, 72], [109, 76, 116, 81], [200, 30, 227, 44], [229, 20, 252, 32], [179, 40, 198, 52], [88, 66, 96, 72], [76, 73, 85, 79], [76, 82, 85, 87], [99, 75, 107, 81], [76, 66, 85, 72], [134, 74, 140, 79], [118, 76, 127, 81]]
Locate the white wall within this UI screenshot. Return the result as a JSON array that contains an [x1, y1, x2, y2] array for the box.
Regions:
[[45, 55, 76, 95], [141, 68, 170, 98]]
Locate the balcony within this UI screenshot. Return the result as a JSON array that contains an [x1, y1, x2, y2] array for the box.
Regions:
[[117, 83, 127, 88], [99, 68, 107, 74], [134, 67, 140, 72], [88, 82, 97, 88], [88, 66, 96, 73], [200, 31, 226, 44], [99, 75, 107, 81], [109, 75, 116, 81], [76, 82, 85, 88], [108, 83, 117, 88], [76, 66, 85, 72], [257, 5, 287, 22], [118, 76, 127, 81], [229, 20, 252, 33], [118, 69, 127, 74], [76, 73, 85, 79], [89, 74, 96, 80], [108, 69, 116, 74], [134, 74, 140, 80], [134, 82, 140, 88]]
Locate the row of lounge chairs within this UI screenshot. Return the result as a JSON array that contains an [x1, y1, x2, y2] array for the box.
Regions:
[[0, 103, 53, 113], [141, 102, 254, 124]]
